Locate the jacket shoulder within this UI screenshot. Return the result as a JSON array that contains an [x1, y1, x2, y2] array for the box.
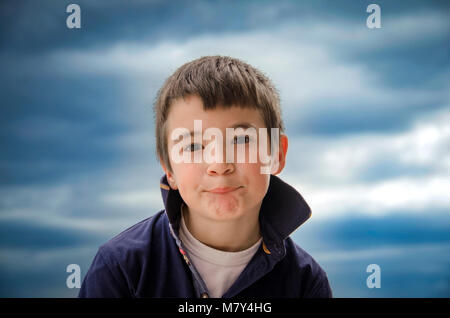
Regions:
[[78, 210, 167, 297], [99, 210, 166, 262]]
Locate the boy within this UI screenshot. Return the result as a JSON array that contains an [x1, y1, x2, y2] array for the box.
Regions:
[[79, 56, 332, 298]]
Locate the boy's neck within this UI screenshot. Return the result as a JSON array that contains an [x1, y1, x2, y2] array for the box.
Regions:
[[181, 204, 262, 252]]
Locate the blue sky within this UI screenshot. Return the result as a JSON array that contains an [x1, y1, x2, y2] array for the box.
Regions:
[[0, 0, 449, 297]]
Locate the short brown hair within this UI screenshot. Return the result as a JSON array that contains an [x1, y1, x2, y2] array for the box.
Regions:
[[154, 55, 284, 172]]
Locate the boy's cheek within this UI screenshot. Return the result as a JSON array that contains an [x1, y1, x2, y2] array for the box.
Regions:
[[237, 163, 270, 187], [171, 163, 203, 187]]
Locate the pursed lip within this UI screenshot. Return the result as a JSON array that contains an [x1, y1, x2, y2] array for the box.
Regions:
[[207, 186, 241, 194]]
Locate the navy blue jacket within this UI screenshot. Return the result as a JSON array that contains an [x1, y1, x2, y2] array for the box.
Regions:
[[79, 174, 332, 298]]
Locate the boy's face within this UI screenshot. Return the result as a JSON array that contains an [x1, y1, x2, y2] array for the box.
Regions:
[[162, 94, 287, 223]]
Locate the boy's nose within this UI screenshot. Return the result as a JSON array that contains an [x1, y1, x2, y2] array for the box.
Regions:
[[206, 162, 235, 176]]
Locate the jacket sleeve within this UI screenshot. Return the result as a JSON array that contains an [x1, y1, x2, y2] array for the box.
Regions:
[[78, 247, 132, 298]]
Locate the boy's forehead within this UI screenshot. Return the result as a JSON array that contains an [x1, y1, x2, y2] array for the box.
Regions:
[[167, 95, 266, 130]]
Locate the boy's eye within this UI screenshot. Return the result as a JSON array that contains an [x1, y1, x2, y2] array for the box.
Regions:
[[184, 143, 203, 152], [233, 135, 251, 144]]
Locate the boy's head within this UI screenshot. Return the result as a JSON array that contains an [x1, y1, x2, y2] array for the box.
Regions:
[[153, 56, 288, 222]]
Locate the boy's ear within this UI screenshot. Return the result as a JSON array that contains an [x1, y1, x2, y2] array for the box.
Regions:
[[160, 158, 178, 190], [271, 134, 288, 176]]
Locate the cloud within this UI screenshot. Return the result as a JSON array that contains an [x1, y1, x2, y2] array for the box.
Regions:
[[0, 245, 97, 297], [33, 7, 448, 138], [0, 220, 102, 249], [315, 241, 450, 297], [0, 175, 164, 236], [283, 108, 450, 218], [294, 212, 450, 250], [301, 176, 449, 218]]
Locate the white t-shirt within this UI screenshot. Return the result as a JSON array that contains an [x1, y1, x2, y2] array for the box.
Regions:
[[179, 206, 262, 298]]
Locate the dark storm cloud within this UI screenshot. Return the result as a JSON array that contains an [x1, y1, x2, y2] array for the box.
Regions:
[[0, 73, 131, 186], [286, 96, 447, 136], [293, 211, 450, 251], [1, 0, 447, 55], [0, 220, 104, 249]]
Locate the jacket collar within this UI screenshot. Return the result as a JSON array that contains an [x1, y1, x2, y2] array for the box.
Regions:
[[159, 174, 311, 258]]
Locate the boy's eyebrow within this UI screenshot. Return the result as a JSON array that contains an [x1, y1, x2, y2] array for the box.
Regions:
[[230, 122, 257, 130]]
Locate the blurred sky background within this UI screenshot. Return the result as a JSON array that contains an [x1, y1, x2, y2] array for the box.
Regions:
[[0, 0, 449, 297]]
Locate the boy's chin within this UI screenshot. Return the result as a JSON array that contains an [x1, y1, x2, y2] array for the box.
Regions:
[[193, 201, 244, 222], [206, 195, 240, 214]]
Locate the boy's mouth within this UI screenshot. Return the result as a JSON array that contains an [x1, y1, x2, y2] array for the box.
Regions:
[[207, 186, 242, 194]]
